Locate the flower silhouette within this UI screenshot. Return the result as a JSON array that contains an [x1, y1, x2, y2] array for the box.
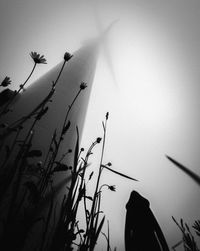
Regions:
[[30, 51, 47, 64], [80, 82, 87, 90], [0, 76, 12, 87], [96, 137, 102, 143], [108, 185, 116, 191], [64, 52, 73, 61]]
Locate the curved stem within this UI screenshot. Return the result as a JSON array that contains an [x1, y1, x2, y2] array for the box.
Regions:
[[60, 88, 82, 135], [0, 63, 37, 117], [99, 184, 108, 191], [54, 60, 66, 87], [20, 62, 37, 90], [0, 60, 68, 141]]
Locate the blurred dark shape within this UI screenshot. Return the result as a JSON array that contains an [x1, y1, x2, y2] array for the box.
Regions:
[[106, 111, 109, 120], [166, 155, 200, 186], [193, 220, 200, 236], [96, 137, 102, 143], [26, 149, 42, 158], [108, 185, 116, 191], [92, 4, 119, 87], [80, 81, 87, 90], [125, 191, 169, 251], [0, 76, 12, 87], [0, 88, 16, 107]]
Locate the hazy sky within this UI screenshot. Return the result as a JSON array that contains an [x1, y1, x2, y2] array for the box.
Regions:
[[1, 0, 200, 250]]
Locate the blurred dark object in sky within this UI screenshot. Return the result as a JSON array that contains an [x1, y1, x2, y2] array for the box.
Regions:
[[125, 190, 169, 251]]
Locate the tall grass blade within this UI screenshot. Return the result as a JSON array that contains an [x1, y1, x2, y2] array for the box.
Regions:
[[101, 165, 138, 181], [73, 127, 79, 173], [166, 155, 200, 186], [90, 216, 105, 251]]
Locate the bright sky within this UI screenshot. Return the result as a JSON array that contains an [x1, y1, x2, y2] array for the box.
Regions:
[[1, 0, 200, 250]]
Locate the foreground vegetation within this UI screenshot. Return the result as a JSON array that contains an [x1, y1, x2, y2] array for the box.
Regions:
[[0, 51, 136, 251], [0, 50, 199, 251]]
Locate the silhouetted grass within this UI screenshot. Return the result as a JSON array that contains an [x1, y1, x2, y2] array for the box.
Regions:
[[172, 217, 200, 251], [1, 48, 199, 251], [0, 51, 137, 251], [166, 156, 200, 251]]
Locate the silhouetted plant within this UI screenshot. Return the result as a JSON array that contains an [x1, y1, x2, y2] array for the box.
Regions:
[[30, 52, 47, 64], [75, 113, 137, 251], [38, 82, 86, 197], [193, 220, 200, 237], [0, 51, 74, 201], [172, 217, 200, 251], [48, 113, 137, 251], [0, 52, 47, 118], [0, 52, 73, 142], [166, 156, 200, 251], [0, 76, 12, 87], [0, 49, 138, 251], [102, 221, 117, 251], [0, 51, 77, 251], [49, 128, 103, 251]]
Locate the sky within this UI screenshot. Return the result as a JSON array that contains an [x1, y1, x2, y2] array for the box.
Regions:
[[1, 0, 200, 250]]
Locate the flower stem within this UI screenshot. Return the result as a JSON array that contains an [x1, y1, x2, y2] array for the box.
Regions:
[[0, 60, 68, 141], [84, 117, 108, 250], [0, 63, 37, 118]]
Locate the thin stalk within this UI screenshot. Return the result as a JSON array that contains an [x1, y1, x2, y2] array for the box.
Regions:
[[76, 223, 83, 245], [0, 63, 37, 117], [54, 60, 66, 87], [6, 131, 34, 221], [0, 121, 36, 204], [0, 59, 68, 200], [39, 87, 83, 195], [84, 117, 108, 249], [41, 130, 57, 172], [0, 60, 67, 140]]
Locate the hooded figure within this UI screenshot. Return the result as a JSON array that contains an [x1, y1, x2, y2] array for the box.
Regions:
[[125, 191, 170, 251]]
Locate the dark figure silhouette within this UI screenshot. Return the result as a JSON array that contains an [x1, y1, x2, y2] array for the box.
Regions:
[[125, 191, 170, 251]]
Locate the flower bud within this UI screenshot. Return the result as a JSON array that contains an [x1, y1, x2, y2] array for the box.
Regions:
[[96, 137, 102, 143], [80, 82, 87, 90], [108, 185, 116, 192], [64, 52, 73, 61]]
